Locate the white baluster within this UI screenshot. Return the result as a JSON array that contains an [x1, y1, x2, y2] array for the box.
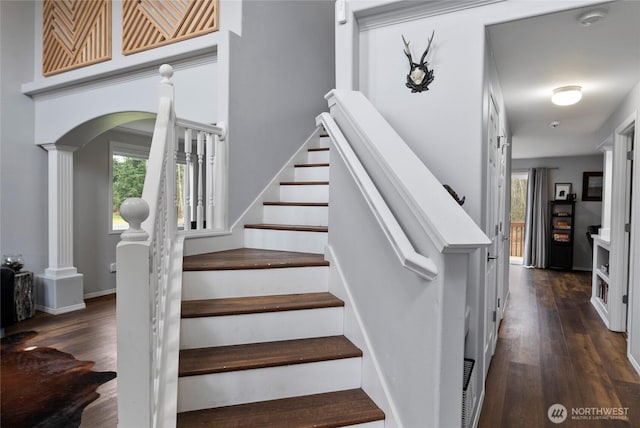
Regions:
[[196, 131, 204, 230], [206, 132, 214, 229], [183, 128, 192, 231]]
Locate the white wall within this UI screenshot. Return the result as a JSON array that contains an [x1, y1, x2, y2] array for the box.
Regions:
[[226, 0, 335, 221], [592, 81, 640, 373], [338, 1, 603, 424], [0, 1, 48, 276], [513, 155, 604, 270], [74, 129, 152, 297], [32, 59, 218, 147]]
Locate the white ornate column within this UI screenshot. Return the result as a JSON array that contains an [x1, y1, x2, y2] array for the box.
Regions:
[[36, 144, 85, 314]]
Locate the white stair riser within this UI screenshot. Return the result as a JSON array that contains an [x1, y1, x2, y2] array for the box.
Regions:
[[245, 228, 327, 254], [177, 358, 362, 412], [180, 307, 343, 349], [307, 150, 330, 164], [295, 166, 330, 182], [280, 185, 329, 203], [347, 423, 385, 428], [318, 137, 330, 148], [263, 205, 328, 226], [182, 266, 328, 300]]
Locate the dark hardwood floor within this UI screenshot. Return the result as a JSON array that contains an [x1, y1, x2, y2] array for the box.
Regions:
[[4, 266, 639, 427], [479, 266, 640, 427], [4, 294, 117, 428]]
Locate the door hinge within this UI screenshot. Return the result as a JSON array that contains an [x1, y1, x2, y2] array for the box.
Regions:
[[498, 298, 501, 308], [492, 311, 497, 322], [495, 225, 499, 235], [623, 295, 629, 304], [627, 150, 634, 161], [625, 223, 631, 233]]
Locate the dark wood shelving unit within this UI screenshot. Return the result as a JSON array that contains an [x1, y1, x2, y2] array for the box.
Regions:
[[548, 200, 575, 270]]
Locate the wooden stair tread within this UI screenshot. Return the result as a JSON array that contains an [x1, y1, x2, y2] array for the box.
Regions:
[[280, 181, 329, 185], [244, 224, 328, 233], [181, 292, 343, 318], [263, 201, 328, 207], [183, 248, 328, 271], [176, 388, 384, 427], [308, 147, 329, 152], [179, 336, 361, 376], [294, 163, 330, 167]]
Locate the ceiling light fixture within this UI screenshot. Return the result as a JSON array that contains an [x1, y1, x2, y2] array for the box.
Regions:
[[551, 85, 582, 106], [578, 9, 607, 26]]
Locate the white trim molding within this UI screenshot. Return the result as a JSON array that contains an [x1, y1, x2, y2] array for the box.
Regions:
[[355, 0, 505, 31]]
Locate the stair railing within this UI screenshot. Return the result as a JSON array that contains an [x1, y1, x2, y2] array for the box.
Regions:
[[318, 89, 490, 428], [177, 117, 227, 233], [116, 64, 226, 428]]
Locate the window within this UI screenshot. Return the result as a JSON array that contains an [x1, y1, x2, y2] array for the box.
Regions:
[[109, 141, 149, 232], [109, 140, 188, 232]]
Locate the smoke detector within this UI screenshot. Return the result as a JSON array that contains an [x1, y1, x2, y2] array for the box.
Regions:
[[549, 120, 561, 129]]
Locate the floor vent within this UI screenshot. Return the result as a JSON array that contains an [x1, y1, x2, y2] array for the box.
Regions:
[[462, 358, 476, 428]]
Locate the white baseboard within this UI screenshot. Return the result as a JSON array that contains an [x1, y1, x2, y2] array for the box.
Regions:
[[36, 302, 86, 315], [472, 388, 486, 428], [628, 350, 640, 376], [84, 288, 116, 299]]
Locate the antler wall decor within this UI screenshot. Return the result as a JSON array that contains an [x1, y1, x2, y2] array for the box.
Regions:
[[402, 30, 435, 93]]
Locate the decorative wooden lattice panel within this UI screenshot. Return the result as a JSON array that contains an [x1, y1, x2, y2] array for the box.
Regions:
[[122, 0, 219, 55], [42, 0, 112, 76]]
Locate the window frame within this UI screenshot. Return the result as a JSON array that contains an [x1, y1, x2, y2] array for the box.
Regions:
[[108, 141, 150, 234]]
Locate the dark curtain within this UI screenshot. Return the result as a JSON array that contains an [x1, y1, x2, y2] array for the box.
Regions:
[[523, 168, 548, 268]]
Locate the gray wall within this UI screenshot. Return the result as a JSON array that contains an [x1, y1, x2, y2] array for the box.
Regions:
[[0, 1, 47, 275], [73, 129, 152, 297], [227, 0, 335, 222], [513, 154, 604, 271]]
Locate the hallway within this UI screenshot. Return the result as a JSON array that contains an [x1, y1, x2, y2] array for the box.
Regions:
[[479, 266, 640, 427]]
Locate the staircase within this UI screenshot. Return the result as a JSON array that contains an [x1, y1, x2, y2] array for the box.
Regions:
[[176, 138, 386, 427]]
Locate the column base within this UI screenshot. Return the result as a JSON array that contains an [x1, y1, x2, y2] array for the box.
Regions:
[[35, 273, 86, 314]]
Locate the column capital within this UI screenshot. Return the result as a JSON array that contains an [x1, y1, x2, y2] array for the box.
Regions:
[[40, 143, 80, 153]]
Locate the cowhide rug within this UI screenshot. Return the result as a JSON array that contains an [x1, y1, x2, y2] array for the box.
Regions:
[[1, 331, 116, 428]]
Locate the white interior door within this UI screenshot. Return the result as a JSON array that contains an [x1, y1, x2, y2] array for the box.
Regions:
[[484, 96, 501, 376], [496, 129, 508, 324]]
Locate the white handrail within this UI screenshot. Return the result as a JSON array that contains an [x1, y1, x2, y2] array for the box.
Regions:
[[317, 112, 438, 280], [116, 64, 227, 428], [117, 64, 178, 428], [325, 90, 490, 253]]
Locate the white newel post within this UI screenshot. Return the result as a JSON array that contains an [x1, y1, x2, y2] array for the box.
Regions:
[[36, 143, 85, 314], [117, 197, 152, 428], [213, 123, 227, 230]]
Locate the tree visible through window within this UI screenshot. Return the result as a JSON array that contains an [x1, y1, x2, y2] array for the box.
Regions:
[[510, 172, 528, 260], [110, 141, 149, 232], [109, 140, 187, 232], [112, 155, 147, 230]]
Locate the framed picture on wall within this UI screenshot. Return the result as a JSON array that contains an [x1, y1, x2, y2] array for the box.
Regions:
[[582, 171, 603, 201], [554, 183, 572, 200]]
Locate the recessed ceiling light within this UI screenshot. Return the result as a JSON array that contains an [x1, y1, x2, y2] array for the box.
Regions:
[[552, 86, 582, 106], [549, 120, 560, 128], [578, 9, 607, 26]]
